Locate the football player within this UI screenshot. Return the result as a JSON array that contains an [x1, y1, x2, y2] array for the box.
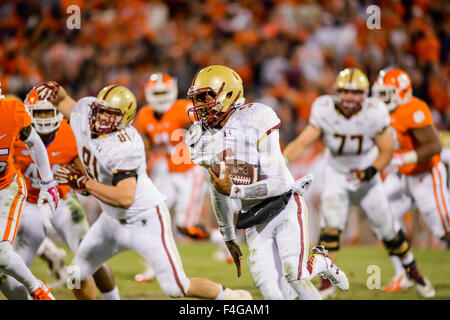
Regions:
[[134, 73, 209, 282], [283, 68, 433, 299], [0, 89, 120, 300], [0, 84, 58, 300], [185, 65, 349, 300], [36, 81, 252, 300], [372, 68, 446, 294]]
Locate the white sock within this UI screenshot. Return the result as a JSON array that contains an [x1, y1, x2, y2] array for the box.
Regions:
[[0, 241, 41, 294], [102, 286, 120, 300], [400, 252, 414, 267], [214, 284, 225, 300], [390, 255, 405, 276]]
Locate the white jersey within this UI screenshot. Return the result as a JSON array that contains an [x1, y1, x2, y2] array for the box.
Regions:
[[309, 95, 390, 173], [69, 97, 166, 220], [186, 103, 294, 211]]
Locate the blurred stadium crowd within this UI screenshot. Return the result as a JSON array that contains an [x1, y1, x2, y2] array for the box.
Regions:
[[0, 0, 448, 148]]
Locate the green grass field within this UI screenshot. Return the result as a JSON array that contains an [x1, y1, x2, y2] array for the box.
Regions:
[[2, 242, 450, 300]]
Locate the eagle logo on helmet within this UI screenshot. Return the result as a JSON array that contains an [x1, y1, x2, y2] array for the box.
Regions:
[[89, 85, 137, 136]]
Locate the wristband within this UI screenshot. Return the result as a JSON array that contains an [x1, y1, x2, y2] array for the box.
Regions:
[[364, 166, 378, 181]]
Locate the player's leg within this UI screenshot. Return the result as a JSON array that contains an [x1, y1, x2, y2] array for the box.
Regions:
[[70, 213, 119, 300], [130, 203, 251, 299], [382, 172, 415, 291], [245, 222, 287, 299], [77, 194, 119, 299], [0, 200, 47, 299], [316, 166, 350, 298], [134, 174, 177, 283], [173, 168, 209, 240], [411, 163, 450, 241], [360, 175, 434, 298], [0, 177, 52, 299]]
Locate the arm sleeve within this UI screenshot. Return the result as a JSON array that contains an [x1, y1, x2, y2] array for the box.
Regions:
[[23, 127, 54, 182], [230, 129, 292, 200], [204, 168, 236, 241]]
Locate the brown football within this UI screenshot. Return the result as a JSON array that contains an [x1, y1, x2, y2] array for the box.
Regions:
[[211, 160, 258, 185]]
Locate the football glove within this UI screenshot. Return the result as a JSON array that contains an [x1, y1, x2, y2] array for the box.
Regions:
[[38, 179, 60, 215], [55, 164, 88, 192], [34, 81, 61, 105], [347, 166, 378, 182]]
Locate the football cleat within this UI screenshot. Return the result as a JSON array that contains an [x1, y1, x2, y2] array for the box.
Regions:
[[414, 277, 435, 298], [312, 245, 349, 292], [135, 266, 156, 283], [32, 282, 55, 300], [382, 274, 413, 292], [223, 288, 253, 300]]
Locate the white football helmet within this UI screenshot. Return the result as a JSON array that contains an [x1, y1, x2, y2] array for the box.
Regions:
[[144, 73, 178, 113], [25, 88, 63, 134]]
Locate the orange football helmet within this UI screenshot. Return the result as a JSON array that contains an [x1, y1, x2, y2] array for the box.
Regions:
[[372, 68, 412, 111], [144, 73, 178, 113], [24, 88, 63, 134]]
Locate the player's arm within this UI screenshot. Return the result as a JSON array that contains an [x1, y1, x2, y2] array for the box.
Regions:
[[20, 125, 59, 213], [20, 125, 54, 182], [211, 129, 294, 199], [409, 125, 442, 162], [35, 81, 76, 119], [348, 127, 393, 182], [83, 173, 137, 209], [373, 127, 394, 171], [283, 124, 322, 164]]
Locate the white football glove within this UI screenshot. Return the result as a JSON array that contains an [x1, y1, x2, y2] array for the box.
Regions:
[[38, 179, 60, 215]]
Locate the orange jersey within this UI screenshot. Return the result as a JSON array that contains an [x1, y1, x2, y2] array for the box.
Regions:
[[13, 120, 78, 203], [390, 97, 440, 175], [0, 98, 32, 189], [134, 99, 195, 173]]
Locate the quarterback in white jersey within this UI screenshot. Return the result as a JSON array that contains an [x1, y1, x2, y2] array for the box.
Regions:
[[35, 81, 252, 300], [186, 65, 349, 300], [284, 68, 431, 299]]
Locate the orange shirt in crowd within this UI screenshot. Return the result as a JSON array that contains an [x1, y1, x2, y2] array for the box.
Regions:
[[390, 97, 440, 175], [13, 120, 78, 203], [0, 98, 32, 190], [134, 99, 195, 173]]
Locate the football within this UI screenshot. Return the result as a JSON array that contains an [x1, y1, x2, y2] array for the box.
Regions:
[[211, 160, 258, 185]]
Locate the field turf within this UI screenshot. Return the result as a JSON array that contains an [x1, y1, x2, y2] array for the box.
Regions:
[[1, 242, 449, 300]]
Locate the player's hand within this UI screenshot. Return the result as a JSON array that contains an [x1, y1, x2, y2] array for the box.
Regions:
[[34, 81, 65, 105], [347, 166, 377, 182], [209, 166, 233, 196], [55, 164, 88, 192], [38, 179, 60, 215], [225, 240, 243, 278]]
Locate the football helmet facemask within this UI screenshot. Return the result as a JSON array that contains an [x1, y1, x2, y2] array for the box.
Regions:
[[334, 68, 369, 118], [372, 68, 412, 112], [145, 73, 178, 113], [89, 85, 137, 135], [25, 89, 63, 134], [187, 65, 245, 128]]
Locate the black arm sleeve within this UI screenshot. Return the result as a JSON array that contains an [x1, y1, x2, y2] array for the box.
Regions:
[[112, 170, 138, 186], [19, 125, 33, 141]]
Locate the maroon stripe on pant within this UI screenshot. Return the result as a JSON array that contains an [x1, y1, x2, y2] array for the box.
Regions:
[[156, 205, 186, 296], [294, 194, 304, 280]]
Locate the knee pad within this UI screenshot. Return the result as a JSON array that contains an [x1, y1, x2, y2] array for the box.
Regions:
[[319, 228, 341, 252], [383, 230, 410, 257]]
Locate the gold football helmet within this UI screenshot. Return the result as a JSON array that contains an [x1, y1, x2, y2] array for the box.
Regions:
[[187, 65, 244, 127], [89, 85, 137, 135], [334, 68, 369, 118]]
